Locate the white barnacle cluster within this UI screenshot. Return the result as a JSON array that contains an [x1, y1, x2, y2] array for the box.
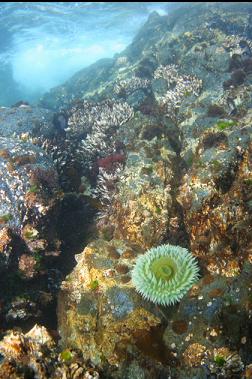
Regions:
[[154, 64, 178, 86], [92, 165, 124, 217], [80, 100, 134, 165], [42, 100, 133, 177], [154, 65, 202, 121], [67, 100, 99, 134], [114, 76, 151, 96], [68, 99, 133, 135]]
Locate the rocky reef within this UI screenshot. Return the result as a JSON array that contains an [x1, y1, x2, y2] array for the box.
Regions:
[[1, 2, 252, 378]]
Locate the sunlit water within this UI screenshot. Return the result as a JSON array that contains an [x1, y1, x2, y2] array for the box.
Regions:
[[0, 2, 182, 105]]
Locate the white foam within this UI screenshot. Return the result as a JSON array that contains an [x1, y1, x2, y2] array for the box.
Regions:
[[0, 2, 172, 102]]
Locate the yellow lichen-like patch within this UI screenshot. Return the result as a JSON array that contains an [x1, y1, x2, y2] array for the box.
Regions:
[[125, 223, 141, 241], [183, 343, 207, 367], [224, 260, 241, 277], [69, 244, 118, 294], [139, 193, 165, 215], [66, 309, 97, 335], [64, 317, 100, 363], [106, 307, 160, 332], [207, 258, 240, 277], [89, 268, 116, 290], [83, 246, 95, 258], [99, 308, 161, 364], [63, 302, 161, 365], [110, 187, 171, 248]]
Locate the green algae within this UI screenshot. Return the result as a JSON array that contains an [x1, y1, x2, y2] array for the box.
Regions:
[[28, 184, 40, 193], [60, 349, 73, 362], [34, 252, 43, 270], [90, 279, 99, 291], [0, 213, 13, 223], [216, 120, 237, 131], [214, 355, 226, 367], [211, 159, 222, 171], [244, 178, 252, 186], [23, 229, 39, 240]]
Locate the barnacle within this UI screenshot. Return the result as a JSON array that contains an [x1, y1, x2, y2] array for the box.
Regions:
[[153, 65, 202, 122], [114, 76, 150, 96], [131, 244, 200, 306]]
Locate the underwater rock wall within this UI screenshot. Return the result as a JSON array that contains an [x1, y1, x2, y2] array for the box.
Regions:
[[0, 104, 64, 331], [1, 2, 252, 379], [55, 3, 252, 378]]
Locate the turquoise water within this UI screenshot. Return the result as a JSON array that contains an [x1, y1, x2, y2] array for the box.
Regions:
[[0, 2, 180, 104]]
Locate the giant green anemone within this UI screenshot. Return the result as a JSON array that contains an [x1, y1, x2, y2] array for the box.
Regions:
[[131, 244, 200, 306]]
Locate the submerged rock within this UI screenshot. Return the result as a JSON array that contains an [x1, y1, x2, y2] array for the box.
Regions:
[[0, 135, 59, 231], [0, 105, 63, 329], [0, 105, 55, 139], [58, 239, 163, 366], [178, 115, 252, 277], [163, 263, 252, 378], [3, 2, 252, 378], [53, 3, 252, 377]]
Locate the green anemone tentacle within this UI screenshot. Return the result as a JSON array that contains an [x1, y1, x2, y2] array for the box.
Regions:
[[131, 244, 200, 306]]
